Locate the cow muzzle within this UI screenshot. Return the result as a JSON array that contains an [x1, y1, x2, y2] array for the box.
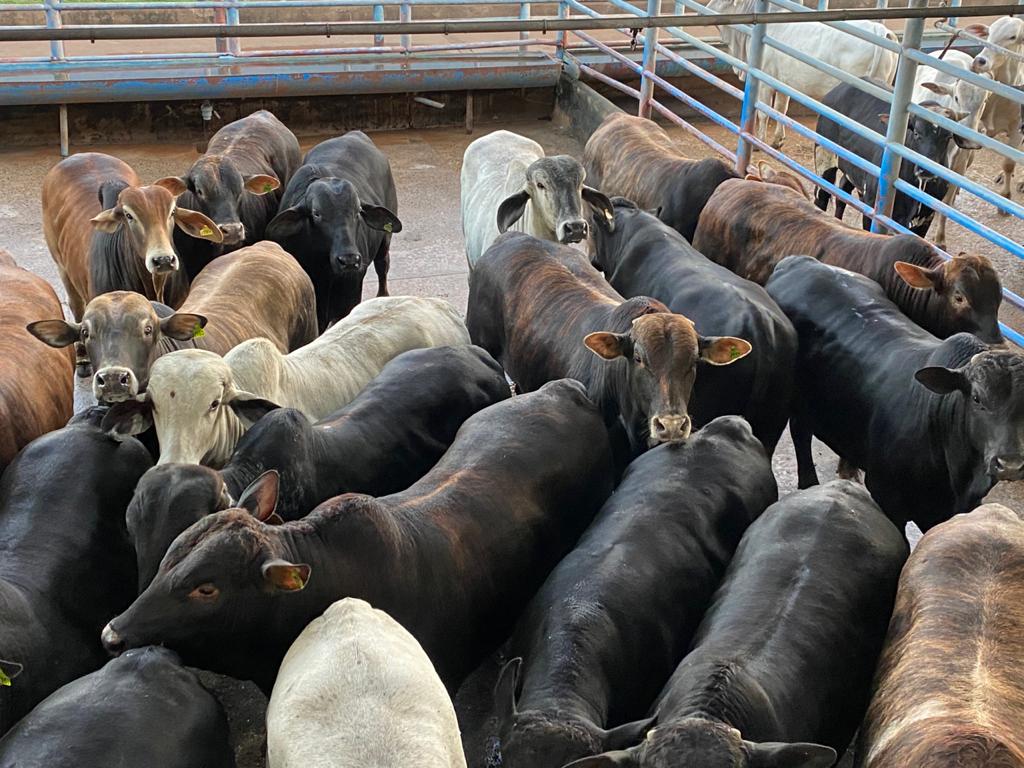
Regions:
[[991, 455, 1024, 481], [101, 622, 126, 656], [218, 222, 246, 245], [649, 413, 692, 445], [971, 56, 993, 73], [93, 366, 139, 403], [148, 252, 179, 274], [558, 219, 589, 244], [334, 252, 363, 271]]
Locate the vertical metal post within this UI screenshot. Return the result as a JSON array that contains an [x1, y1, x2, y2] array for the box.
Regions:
[[556, 0, 567, 62], [874, 0, 886, 10], [373, 4, 384, 48], [43, 0, 64, 61], [816, 0, 827, 10], [871, 0, 925, 232], [466, 91, 475, 134], [735, 0, 769, 174], [59, 105, 69, 157], [226, 0, 241, 56], [519, 1, 530, 41], [214, 5, 228, 54], [674, 0, 684, 15], [948, 0, 961, 27], [638, 0, 660, 118], [400, 3, 411, 53]]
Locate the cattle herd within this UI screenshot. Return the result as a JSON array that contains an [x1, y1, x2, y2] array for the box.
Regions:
[[2, 29, 1024, 765]]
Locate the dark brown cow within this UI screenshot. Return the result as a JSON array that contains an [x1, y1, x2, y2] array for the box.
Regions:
[[28, 242, 318, 403], [855, 503, 1024, 768], [0, 249, 74, 470], [692, 178, 1003, 343], [466, 232, 751, 456], [583, 113, 740, 242]]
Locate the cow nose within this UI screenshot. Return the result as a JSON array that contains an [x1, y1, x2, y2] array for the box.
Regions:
[[650, 413, 692, 444], [101, 622, 126, 656], [149, 252, 178, 273], [218, 223, 245, 244], [93, 367, 138, 403], [560, 220, 589, 243], [334, 252, 362, 271], [972, 57, 989, 73], [992, 455, 1024, 479]]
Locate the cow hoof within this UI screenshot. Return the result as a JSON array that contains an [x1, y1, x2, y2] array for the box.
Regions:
[[771, 139, 785, 150]]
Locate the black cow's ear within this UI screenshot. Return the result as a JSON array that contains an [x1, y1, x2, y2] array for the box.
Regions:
[[561, 750, 639, 768], [228, 391, 280, 424], [583, 186, 616, 232], [238, 470, 280, 523], [602, 716, 657, 750], [584, 331, 632, 360], [746, 741, 836, 768], [360, 204, 403, 234], [493, 657, 522, 722], [700, 336, 753, 365], [161, 313, 207, 341], [266, 206, 307, 240], [915, 366, 968, 395], [261, 559, 311, 592], [244, 174, 281, 195], [101, 396, 154, 438], [26, 319, 80, 348], [497, 190, 531, 233]]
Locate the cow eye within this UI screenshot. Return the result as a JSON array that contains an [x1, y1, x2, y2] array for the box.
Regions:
[[124, 211, 135, 223], [972, 392, 982, 405], [81, 328, 90, 340], [209, 399, 220, 412], [633, 352, 643, 365], [312, 210, 322, 221], [144, 325, 153, 336], [953, 292, 966, 305], [188, 583, 219, 601], [536, 182, 546, 190]]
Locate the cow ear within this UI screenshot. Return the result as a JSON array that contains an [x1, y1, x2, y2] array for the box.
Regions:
[[237, 470, 280, 523], [919, 81, 955, 97], [494, 657, 522, 722], [101, 395, 154, 437], [244, 174, 280, 195], [584, 331, 631, 360], [877, 113, 890, 127], [700, 336, 752, 365], [228, 391, 281, 424], [497, 190, 531, 233], [894, 261, 942, 290], [153, 176, 188, 196], [261, 559, 311, 592], [266, 206, 307, 240], [583, 186, 616, 232], [91, 207, 123, 233], [915, 366, 968, 395], [964, 22, 989, 38], [174, 208, 224, 243], [360, 204, 404, 234], [601, 716, 657, 750], [0, 659, 24, 683], [561, 750, 639, 768], [161, 313, 207, 341], [26, 319, 80, 348], [746, 741, 837, 768]]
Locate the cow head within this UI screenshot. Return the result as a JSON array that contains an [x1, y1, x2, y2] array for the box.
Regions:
[[497, 156, 614, 245], [90, 182, 222, 274], [894, 253, 1003, 344], [918, 74, 992, 137], [101, 473, 308, 658], [560, 719, 836, 768], [491, 658, 657, 768], [27, 291, 207, 403], [583, 310, 751, 448], [968, 17, 1024, 74], [127, 463, 235, 590], [916, 348, 1024, 483], [158, 157, 279, 246], [100, 349, 280, 467], [266, 177, 402, 278], [879, 110, 971, 179]]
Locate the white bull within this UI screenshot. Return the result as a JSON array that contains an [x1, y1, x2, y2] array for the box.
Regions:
[[968, 16, 1024, 212], [102, 296, 470, 466], [460, 130, 613, 268], [912, 50, 991, 246], [707, 0, 898, 150], [267, 598, 467, 768]]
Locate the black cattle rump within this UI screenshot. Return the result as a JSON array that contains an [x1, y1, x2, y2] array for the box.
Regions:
[[766, 255, 1024, 531], [0, 423, 151, 735]]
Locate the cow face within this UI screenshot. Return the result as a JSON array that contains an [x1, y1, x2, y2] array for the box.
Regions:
[[90, 183, 222, 274], [916, 349, 1024, 482], [27, 292, 207, 403], [894, 253, 1003, 344], [492, 658, 657, 768], [127, 463, 234, 590], [918, 74, 992, 137], [561, 720, 836, 768], [584, 313, 751, 448], [497, 156, 614, 245], [898, 113, 962, 180], [968, 17, 1024, 74], [100, 349, 279, 467], [265, 177, 402, 278], [159, 156, 279, 246]]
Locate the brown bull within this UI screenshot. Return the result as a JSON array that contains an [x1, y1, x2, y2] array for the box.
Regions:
[[692, 178, 1003, 343], [28, 241, 318, 404], [0, 249, 74, 470], [855, 503, 1024, 768]]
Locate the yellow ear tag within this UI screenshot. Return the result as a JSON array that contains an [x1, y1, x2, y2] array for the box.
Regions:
[[263, 183, 274, 193], [0, 669, 12, 687], [383, 222, 393, 234], [192, 324, 206, 339], [199, 225, 214, 237]]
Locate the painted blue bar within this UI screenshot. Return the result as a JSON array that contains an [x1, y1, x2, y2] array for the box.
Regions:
[[736, 0, 768, 173]]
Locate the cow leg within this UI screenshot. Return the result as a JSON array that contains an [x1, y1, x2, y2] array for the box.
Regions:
[[997, 156, 1016, 216], [790, 410, 819, 489], [373, 241, 390, 297], [815, 168, 837, 212], [771, 92, 789, 150], [835, 177, 856, 223], [836, 457, 863, 484]]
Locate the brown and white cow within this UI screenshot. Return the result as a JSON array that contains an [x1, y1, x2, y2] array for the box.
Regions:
[[855, 503, 1024, 767], [0, 249, 74, 470], [692, 178, 1004, 343], [27, 241, 317, 403], [466, 231, 751, 456]]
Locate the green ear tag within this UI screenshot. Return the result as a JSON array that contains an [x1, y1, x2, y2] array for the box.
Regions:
[[199, 225, 214, 237], [263, 183, 274, 193], [729, 345, 741, 360], [0, 669, 12, 687], [192, 324, 206, 339], [383, 222, 394, 234]]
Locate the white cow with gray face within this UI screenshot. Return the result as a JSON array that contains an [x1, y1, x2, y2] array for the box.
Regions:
[[267, 597, 466, 768], [461, 130, 614, 268]]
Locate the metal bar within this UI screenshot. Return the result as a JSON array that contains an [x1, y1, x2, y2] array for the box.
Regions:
[[519, 0, 529, 41], [904, 46, 1024, 107], [214, 5, 229, 53], [906, 100, 1024, 166], [58, 103, 69, 157], [761, 31, 893, 103], [226, 0, 241, 56], [638, 0, 660, 117], [556, 0, 567, 61], [816, 0, 826, 10], [42, 0, 65, 61], [576, 59, 643, 98], [649, 98, 738, 161], [655, 38, 743, 98], [465, 90, 474, 133], [5, 5, 1024, 42], [737, 0, 771, 174], [947, 0, 961, 27], [373, 4, 384, 47], [873, 0, 925, 233], [399, 1, 410, 51]]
